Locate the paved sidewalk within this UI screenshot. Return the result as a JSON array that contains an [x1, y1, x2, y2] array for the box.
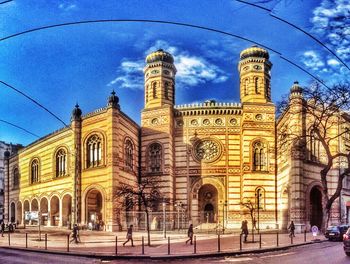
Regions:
[[0, 227, 326, 259]]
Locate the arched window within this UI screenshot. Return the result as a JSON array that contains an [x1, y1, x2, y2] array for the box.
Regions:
[[13, 167, 19, 189], [253, 141, 267, 171], [56, 149, 67, 177], [255, 77, 259, 94], [309, 130, 320, 162], [152, 82, 157, 99], [255, 187, 265, 209], [87, 134, 102, 168], [146, 85, 149, 103], [125, 139, 134, 170], [172, 84, 175, 104], [244, 79, 249, 96], [31, 159, 39, 184], [149, 143, 162, 173], [265, 79, 270, 99], [164, 82, 169, 99]]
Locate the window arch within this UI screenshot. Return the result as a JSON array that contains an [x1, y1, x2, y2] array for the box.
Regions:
[[255, 187, 265, 209], [13, 167, 19, 189], [87, 134, 102, 168], [125, 139, 134, 170], [148, 143, 162, 173], [244, 79, 248, 96], [152, 82, 157, 99], [164, 82, 169, 99], [308, 130, 321, 162], [146, 85, 149, 103], [30, 159, 39, 184], [56, 148, 67, 177], [255, 77, 259, 94], [252, 141, 267, 171]]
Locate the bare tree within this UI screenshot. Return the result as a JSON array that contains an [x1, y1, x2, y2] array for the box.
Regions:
[[241, 199, 256, 231], [116, 175, 163, 246], [278, 82, 350, 230]]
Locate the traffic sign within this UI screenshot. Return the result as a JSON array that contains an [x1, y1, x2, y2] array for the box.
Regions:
[[311, 225, 318, 236]]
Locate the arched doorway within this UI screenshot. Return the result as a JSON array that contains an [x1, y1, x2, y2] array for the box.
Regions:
[[17, 201, 22, 225], [50, 196, 60, 226], [23, 200, 29, 225], [62, 194, 72, 227], [280, 189, 289, 230], [86, 189, 103, 229], [40, 198, 48, 226], [31, 199, 39, 225], [10, 202, 15, 223], [310, 187, 323, 229], [198, 184, 218, 223]]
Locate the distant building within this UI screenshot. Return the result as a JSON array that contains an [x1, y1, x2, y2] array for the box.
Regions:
[[3, 46, 350, 231]]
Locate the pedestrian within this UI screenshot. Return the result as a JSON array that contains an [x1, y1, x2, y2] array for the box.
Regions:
[[70, 224, 79, 243], [241, 220, 249, 242], [185, 224, 194, 245], [288, 221, 295, 237], [253, 217, 257, 230], [123, 225, 134, 246], [8, 222, 13, 233], [1, 221, 5, 237]]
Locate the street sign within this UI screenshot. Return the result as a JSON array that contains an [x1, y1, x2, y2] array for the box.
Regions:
[[311, 225, 318, 236]]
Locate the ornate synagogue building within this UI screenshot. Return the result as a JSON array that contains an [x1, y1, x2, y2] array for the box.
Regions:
[[3, 46, 350, 232]]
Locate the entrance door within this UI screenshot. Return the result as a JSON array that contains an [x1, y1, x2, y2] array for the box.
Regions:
[[204, 203, 214, 223], [310, 187, 323, 229], [198, 184, 218, 224]]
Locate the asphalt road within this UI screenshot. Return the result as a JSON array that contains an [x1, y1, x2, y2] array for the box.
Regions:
[[1, 241, 349, 264]]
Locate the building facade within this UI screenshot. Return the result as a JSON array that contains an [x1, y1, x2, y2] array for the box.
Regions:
[[3, 46, 350, 232]]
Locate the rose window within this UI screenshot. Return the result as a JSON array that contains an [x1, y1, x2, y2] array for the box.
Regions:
[[194, 139, 221, 163]]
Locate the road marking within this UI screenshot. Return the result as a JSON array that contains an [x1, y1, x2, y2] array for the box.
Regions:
[[260, 252, 295, 258], [222, 257, 253, 262]]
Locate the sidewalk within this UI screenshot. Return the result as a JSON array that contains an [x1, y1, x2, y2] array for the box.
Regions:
[[0, 227, 327, 260]]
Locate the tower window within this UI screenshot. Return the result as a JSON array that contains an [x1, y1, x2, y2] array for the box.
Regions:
[[30, 159, 39, 184], [308, 130, 321, 162], [87, 134, 102, 168], [265, 79, 270, 100], [13, 167, 19, 189], [165, 82, 169, 99], [56, 149, 67, 177], [255, 77, 260, 94], [253, 141, 267, 171], [125, 139, 134, 170], [146, 85, 149, 103], [148, 143, 162, 173], [153, 82, 157, 99], [244, 79, 248, 96]]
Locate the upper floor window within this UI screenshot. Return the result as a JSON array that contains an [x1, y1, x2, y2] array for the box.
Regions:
[[255, 187, 265, 209], [149, 143, 162, 173], [146, 85, 149, 103], [125, 139, 134, 170], [56, 149, 67, 177], [152, 82, 157, 99], [13, 167, 19, 189], [31, 159, 39, 184], [308, 130, 321, 162], [87, 134, 102, 168], [244, 79, 248, 96], [253, 141, 267, 171], [164, 82, 169, 99], [255, 77, 259, 94]]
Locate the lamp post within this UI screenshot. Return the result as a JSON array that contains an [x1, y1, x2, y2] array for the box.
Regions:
[[162, 200, 166, 238], [175, 201, 182, 232], [256, 189, 262, 234]]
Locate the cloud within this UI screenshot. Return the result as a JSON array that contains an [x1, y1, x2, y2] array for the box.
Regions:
[[311, 0, 350, 61], [300, 50, 325, 71], [108, 40, 229, 90], [58, 2, 77, 11]]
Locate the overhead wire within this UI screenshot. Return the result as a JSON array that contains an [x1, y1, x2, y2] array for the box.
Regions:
[[0, 119, 41, 138]]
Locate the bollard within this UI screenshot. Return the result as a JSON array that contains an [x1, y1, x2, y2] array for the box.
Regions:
[[115, 236, 118, 255], [239, 234, 242, 251], [142, 236, 145, 255], [8, 231, 10, 246], [67, 234, 70, 252], [25, 233, 28, 248], [194, 235, 197, 254], [304, 230, 306, 242], [217, 234, 221, 252], [259, 234, 262, 249], [276, 232, 279, 247], [252, 229, 254, 243], [45, 234, 47, 250], [168, 237, 170, 255], [290, 234, 293, 244]]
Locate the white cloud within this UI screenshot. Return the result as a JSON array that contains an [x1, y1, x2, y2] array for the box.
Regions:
[[108, 40, 229, 90], [58, 2, 77, 11], [327, 59, 340, 66], [300, 50, 325, 71]]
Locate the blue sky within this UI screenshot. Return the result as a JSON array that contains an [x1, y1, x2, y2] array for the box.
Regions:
[[0, 0, 349, 146]]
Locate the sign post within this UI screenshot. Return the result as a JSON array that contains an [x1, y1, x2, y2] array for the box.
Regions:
[[311, 225, 319, 241]]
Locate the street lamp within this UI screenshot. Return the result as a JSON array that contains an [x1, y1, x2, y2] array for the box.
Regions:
[[175, 201, 183, 232], [162, 200, 166, 238], [220, 200, 228, 233], [256, 189, 262, 234]]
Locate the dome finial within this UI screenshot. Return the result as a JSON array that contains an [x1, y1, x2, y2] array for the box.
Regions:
[[71, 103, 82, 121], [146, 49, 174, 64], [108, 89, 120, 109]]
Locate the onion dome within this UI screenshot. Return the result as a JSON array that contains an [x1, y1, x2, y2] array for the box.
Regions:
[[107, 90, 120, 109], [71, 103, 82, 121], [146, 49, 174, 64], [4, 149, 10, 159], [240, 45, 269, 60], [290, 81, 303, 94]]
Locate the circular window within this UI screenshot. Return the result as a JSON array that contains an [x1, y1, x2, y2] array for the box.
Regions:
[[194, 139, 221, 163], [176, 120, 184, 127], [203, 119, 210, 125], [215, 118, 223, 125], [163, 70, 170, 75], [230, 118, 237, 125], [151, 118, 159, 125], [255, 114, 263, 120], [191, 119, 198, 126]]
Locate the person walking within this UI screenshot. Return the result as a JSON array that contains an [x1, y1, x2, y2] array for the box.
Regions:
[[288, 221, 295, 237], [1, 221, 5, 237], [185, 224, 194, 245], [70, 224, 79, 244], [123, 225, 134, 247], [241, 220, 249, 242]]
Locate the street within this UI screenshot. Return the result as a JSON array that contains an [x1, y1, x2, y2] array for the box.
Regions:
[[0, 241, 349, 264]]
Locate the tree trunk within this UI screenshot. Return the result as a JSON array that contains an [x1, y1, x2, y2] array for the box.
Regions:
[[145, 210, 151, 246], [322, 205, 330, 233]]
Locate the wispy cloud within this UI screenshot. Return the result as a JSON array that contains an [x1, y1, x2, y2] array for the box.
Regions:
[[108, 40, 229, 90], [300, 50, 325, 71], [58, 2, 77, 12]]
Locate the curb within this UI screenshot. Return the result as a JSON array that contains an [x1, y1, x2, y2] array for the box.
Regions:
[[0, 239, 327, 260]]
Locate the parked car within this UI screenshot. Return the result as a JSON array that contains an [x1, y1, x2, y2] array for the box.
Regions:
[[343, 227, 350, 256], [325, 225, 349, 241]]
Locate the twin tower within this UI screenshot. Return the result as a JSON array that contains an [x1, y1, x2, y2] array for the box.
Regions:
[[143, 46, 272, 107]]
